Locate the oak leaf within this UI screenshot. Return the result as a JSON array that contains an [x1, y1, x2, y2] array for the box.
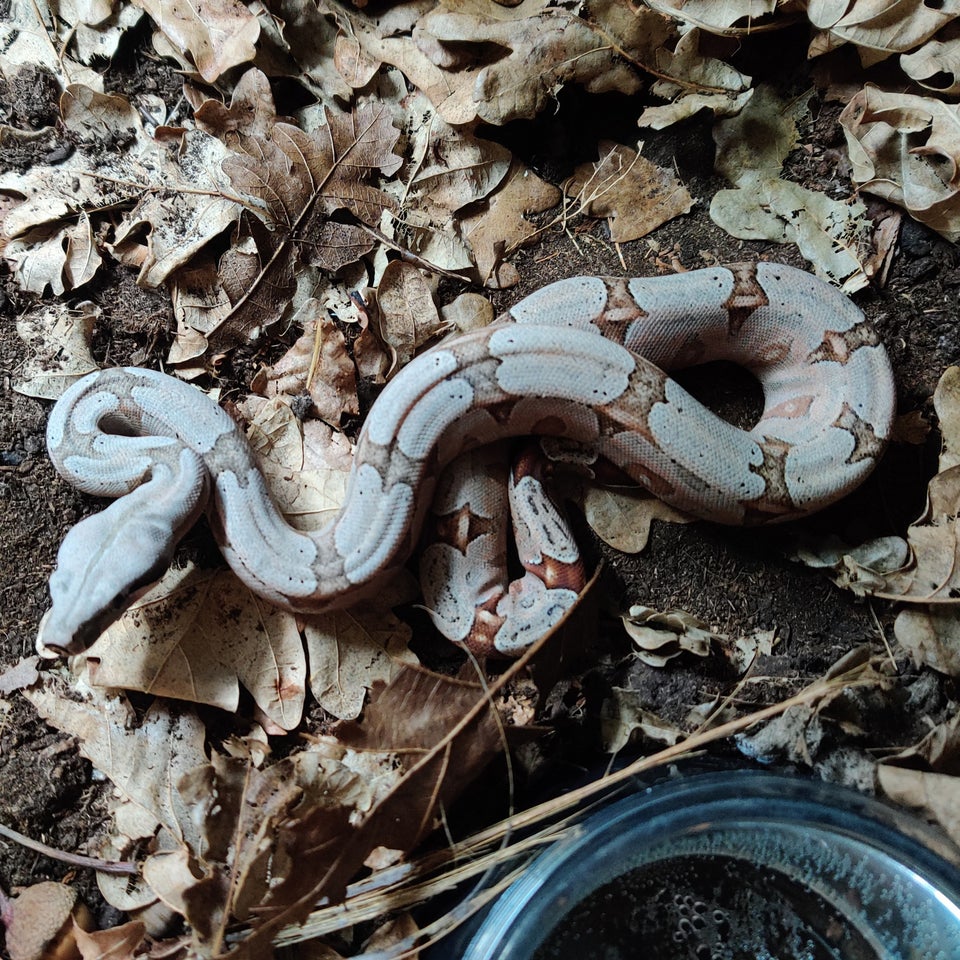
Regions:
[[376, 261, 446, 369], [564, 141, 693, 243], [209, 103, 401, 345], [839, 84, 960, 242], [253, 300, 360, 426], [130, 0, 259, 81]]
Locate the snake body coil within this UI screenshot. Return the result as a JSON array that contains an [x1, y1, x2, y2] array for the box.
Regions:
[[39, 263, 895, 656]]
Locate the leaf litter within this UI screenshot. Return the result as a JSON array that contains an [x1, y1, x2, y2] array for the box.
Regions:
[[3, 0, 960, 954]]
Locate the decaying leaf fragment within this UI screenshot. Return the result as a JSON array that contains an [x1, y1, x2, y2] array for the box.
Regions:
[[15, 302, 99, 399], [253, 299, 360, 427], [564, 141, 694, 243], [131, 0, 259, 81], [839, 84, 960, 242], [622, 605, 722, 667], [209, 100, 401, 345], [711, 84, 871, 290]]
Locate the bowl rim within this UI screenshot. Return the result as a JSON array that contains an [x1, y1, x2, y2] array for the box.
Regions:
[[462, 768, 960, 960]]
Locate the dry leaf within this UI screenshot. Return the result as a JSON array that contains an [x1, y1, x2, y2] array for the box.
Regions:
[[878, 765, 960, 847], [886, 713, 960, 775], [647, 0, 785, 31], [459, 159, 561, 284], [376, 261, 446, 368], [335, 0, 655, 126], [305, 601, 419, 721], [582, 485, 691, 554], [564, 140, 694, 243], [839, 84, 960, 242], [0, 656, 40, 695], [15, 302, 99, 399], [711, 84, 871, 289], [901, 28, 960, 96], [793, 535, 911, 595], [622, 605, 722, 667], [600, 688, 683, 753], [440, 292, 495, 335], [74, 920, 148, 960], [131, 0, 259, 81], [254, 300, 360, 426], [210, 102, 401, 345], [808, 0, 959, 64], [25, 684, 209, 847], [239, 395, 354, 526], [80, 564, 307, 732], [0, 0, 106, 89]]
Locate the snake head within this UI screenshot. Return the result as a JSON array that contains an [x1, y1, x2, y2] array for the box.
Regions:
[[37, 499, 180, 657]]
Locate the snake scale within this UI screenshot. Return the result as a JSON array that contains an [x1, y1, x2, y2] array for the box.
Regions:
[[38, 262, 895, 658]]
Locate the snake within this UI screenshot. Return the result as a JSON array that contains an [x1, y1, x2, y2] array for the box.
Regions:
[[38, 262, 895, 658]]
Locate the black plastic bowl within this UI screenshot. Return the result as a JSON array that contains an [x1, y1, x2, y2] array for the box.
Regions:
[[454, 771, 960, 960]]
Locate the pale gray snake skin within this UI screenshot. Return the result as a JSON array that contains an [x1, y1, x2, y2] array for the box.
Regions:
[[38, 262, 895, 657]]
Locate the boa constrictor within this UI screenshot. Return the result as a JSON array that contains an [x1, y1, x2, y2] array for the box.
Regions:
[[38, 262, 895, 658]]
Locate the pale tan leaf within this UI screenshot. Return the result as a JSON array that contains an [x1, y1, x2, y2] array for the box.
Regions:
[[0, 656, 40, 695], [339, 0, 657, 126], [261, 0, 352, 106], [0, 0, 105, 89], [710, 177, 870, 291], [901, 32, 960, 96], [808, 0, 960, 60], [639, 88, 753, 130], [254, 301, 359, 426], [305, 602, 419, 721], [377, 261, 446, 368], [63, 213, 102, 288], [713, 83, 808, 187], [74, 919, 148, 960], [793, 535, 910, 595], [6, 229, 68, 295], [238, 397, 354, 526], [131, 0, 259, 81], [887, 713, 960, 774], [564, 141, 693, 244], [622, 604, 722, 667], [440, 292, 495, 335], [878, 765, 960, 847], [25, 682, 208, 845], [15, 302, 98, 399], [192, 67, 279, 145], [600, 688, 683, 753], [168, 258, 232, 369], [894, 606, 960, 675], [409, 125, 512, 211], [646, 0, 781, 31], [460, 160, 561, 284], [839, 85, 960, 242], [652, 27, 752, 93], [82, 564, 307, 731], [582, 485, 691, 554]]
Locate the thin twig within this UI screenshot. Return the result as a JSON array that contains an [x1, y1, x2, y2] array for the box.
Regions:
[[0, 822, 138, 876]]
